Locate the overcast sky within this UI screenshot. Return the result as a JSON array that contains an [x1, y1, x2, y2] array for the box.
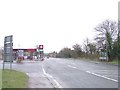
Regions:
[[0, 0, 118, 53]]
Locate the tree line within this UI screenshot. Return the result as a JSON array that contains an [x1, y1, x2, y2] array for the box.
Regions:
[[55, 20, 120, 62]]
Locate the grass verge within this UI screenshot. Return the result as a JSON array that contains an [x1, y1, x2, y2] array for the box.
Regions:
[[2, 69, 28, 88], [78, 57, 119, 65], [0, 69, 2, 89], [109, 59, 119, 65]]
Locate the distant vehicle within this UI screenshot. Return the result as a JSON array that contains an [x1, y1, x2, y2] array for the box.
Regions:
[[18, 57, 24, 60], [27, 56, 33, 60]]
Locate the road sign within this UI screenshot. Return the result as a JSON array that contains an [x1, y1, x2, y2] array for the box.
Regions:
[[4, 35, 13, 42], [18, 50, 24, 56], [4, 43, 13, 47], [99, 49, 107, 61], [4, 47, 12, 54], [39, 45, 43, 49], [39, 49, 43, 52], [3, 35, 13, 70]]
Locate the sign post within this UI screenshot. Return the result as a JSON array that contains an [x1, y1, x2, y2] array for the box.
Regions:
[[3, 35, 13, 70]]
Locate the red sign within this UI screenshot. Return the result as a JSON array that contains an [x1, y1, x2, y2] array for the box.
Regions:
[[13, 49, 36, 52], [39, 45, 43, 49]]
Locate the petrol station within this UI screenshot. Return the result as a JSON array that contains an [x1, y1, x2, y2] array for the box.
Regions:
[[13, 48, 37, 60], [13, 45, 44, 61]]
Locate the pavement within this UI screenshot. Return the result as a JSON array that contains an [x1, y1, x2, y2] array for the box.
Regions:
[[25, 60, 62, 88], [0, 60, 59, 88], [26, 72, 53, 88]]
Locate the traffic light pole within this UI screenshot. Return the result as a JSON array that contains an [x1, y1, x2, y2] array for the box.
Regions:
[[38, 45, 44, 61]]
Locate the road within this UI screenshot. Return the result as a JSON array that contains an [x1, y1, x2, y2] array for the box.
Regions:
[[0, 58, 119, 88], [43, 58, 118, 88]]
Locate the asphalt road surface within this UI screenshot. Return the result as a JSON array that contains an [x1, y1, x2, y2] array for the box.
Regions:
[[0, 58, 119, 88], [43, 58, 118, 88]]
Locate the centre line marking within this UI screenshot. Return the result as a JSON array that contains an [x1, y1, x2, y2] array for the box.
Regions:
[[67, 65, 77, 69], [71, 63, 76, 65], [86, 71, 118, 82]]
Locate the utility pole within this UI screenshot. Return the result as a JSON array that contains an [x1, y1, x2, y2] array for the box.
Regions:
[[118, 20, 120, 61]]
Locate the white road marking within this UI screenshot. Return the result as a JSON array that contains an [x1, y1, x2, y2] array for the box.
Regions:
[[67, 65, 77, 69], [71, 63, 76, 65], [42, 62, 62, 88], [86, 71, 118, 82], [67, 64, 118, 83]]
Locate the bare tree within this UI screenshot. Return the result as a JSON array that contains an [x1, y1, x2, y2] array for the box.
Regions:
[[118, 20, 120, 60], [95, 20, 118, 61], [72, 44, 82, 57], [0, 47, 4, 60], [83, 38, 89, 54], [87, 43, 96, 54]]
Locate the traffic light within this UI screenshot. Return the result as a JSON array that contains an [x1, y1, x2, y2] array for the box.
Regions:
[[39, 45, 43, 49], [40, 51, 44, 54]]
